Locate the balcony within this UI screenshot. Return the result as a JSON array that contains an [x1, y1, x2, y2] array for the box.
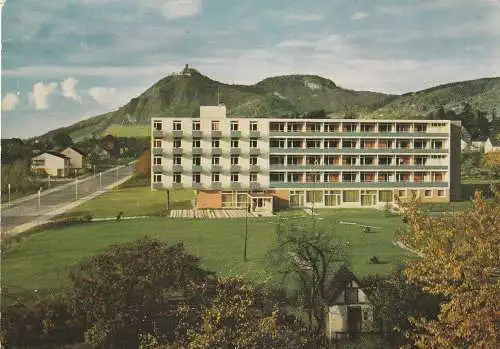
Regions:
[[192, 165, 202, 172], [191, 148, 202, 155], [230, 130, 241, 138], [249, 165, 260, 172], [152, 182, 163, 189], [172, 130, 183, 138], [268, 181, 448, 189], [230, 165, 241, 172], [230, 148, 241, 155], [192, 182, 203, 190], [211, 130, 222, 138], [211, 148, 222, 156], [153, 130, 163, 138], [172, 183, 183, 189], [268, 131, 448, 138], [152, 147, 163, 156], [152, 165, 163, 173], [211, 165, 222, 172], [249, 182, 260, 190], [211, 182, 222, 189], [268, 148, 448, 154], [172, 164, 183, 172], [191, 130, 202, 138], [249, 131, 260, 138], [172, 148, 183, 155], [249, 148, 260, 156], [230, 182, 242, 190]]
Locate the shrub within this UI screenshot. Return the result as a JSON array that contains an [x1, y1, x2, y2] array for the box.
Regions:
[[362, 226, 372, 234], [370, 256, 381, 264], [82, 214, 93, 223]]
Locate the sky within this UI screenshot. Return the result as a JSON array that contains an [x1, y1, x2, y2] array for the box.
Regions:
[[1, 0, 500, 138]]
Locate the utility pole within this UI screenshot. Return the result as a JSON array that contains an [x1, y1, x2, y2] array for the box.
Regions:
[[38, 188, 41, 210], [243, 200, 249, 261], [99, 172, 102, 191], [75, 177, 78, 200], [8, 183, 11, 203], [48, 175, 51, 189]]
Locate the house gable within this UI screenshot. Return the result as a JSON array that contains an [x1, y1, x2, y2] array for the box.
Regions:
[[326, 264, 372, 306]]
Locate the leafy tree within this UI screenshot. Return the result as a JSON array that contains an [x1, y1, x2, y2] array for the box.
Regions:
[[269, 221, 348, 337], [53, 132, 73, 148], [70, 237, 214, 349], [483, 151, 500, 178], [136, 148, 152, 178], [397, 193, 500, 349], [171, 276, 311, 349]]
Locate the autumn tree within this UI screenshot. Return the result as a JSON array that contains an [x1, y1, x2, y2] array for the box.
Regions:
[[70, 238, 214, 349], [483, 151, 500, 178], [136, 148, 151, 177], [397, 192, 500, 349], [269, 220, 348, 338], [170, 276, 311, 349]]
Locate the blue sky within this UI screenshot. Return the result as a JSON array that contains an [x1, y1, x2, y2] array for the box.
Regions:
[[1, 0, 500, 138]]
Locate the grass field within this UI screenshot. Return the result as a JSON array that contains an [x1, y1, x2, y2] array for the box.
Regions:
[[66, 188, 195, 217], [102, 124, 151, 138], [2, 209, 407, 299]]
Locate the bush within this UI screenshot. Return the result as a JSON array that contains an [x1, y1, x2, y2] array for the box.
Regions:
[[82, 214, 93, 223], [370, 256, 381, 264], [362, 226, 372, 234]]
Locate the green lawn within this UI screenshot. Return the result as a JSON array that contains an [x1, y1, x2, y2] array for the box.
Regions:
[[2, 209, 406, 299], [66, 188, 195, 217]]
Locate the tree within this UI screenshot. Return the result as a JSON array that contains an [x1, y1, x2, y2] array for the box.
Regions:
[[136, 148, 152, 177], [483, 151, 500, 178], [397, 193, 500, 349], [171, 276, 311, 349], [53, 132, 73, 148], [269, 221, 348, 337], [70, 238, 214, 349]]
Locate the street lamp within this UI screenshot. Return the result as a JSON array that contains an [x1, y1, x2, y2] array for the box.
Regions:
[[243, 199, 249, 262]]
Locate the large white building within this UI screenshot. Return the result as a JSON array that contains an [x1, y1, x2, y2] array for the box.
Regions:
[[151, 106, 461, 211]]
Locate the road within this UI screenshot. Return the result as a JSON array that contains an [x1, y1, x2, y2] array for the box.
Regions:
[[1, 162, 136, 235]]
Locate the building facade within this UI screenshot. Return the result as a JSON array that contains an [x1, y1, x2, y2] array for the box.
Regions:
[[151, 106, 461, 211], [31, 151, 71, 177], [61, 146, 88, 174]]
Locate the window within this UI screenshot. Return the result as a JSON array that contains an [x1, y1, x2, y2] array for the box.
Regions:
[[212, 156, 220, 165], [360, 172, 375, 182], [414, 124, 427, 132], [192, 172, 201, 183], [396, 140, 411, 149], [432, 140, 444, 149], [343, 123, 357, 132], [306, 123, 321, 132], [231, 121, 239, 131], [378, 140, 392, 149], [250, 173, 258, 182], [306, 190, 322, 203], [343, 156, 357, 165], [396, 156, 411, 165], [250, 138, 258, 148], [424, 190, 432, 197], [306, 139, 321, 148], [342, 139, 357, 148], [379, 190, 393, 202], [230, 155, 239, 165], [305, 173, 320, 183], [173, 173, 182, 183], [173, 120, 182, 131], [212, 173, 220, 182], [153, 121, 162, 130], [398, 190, 406, 198], [378, 156, 392, 165], [153, 157, 162, 165], [250, 121, 258, 131], [173, 156, 181, 165], [324, 173, 340, 183], [231, 172, 239, 182], [231, 139, 239, 148], [287, 139, 302, 148], [414, 156, 427, 165], [270, 139, 285, 148], [414, 139, 427, 149], [288, 156, 302, 165], [396, 123, 410, 132], [396, 172, 411, 182], [306, 156, 321, 165], [325, 156, 340, 165], [173, 139, 181, 148], [212, 138, 220, 148], [343, 172, 357, 182], [378, 172, 390, 182], [359, 156, 375, 165], [324, 139, 340, 148], [324, 190, 341, 206], [192, 156, 201, 166], [270, 172, 285, 182], [153, 139, 162, 148], [378, 123, 392, 132], [288, 172, 303, 183], [192, 121, 200, 130], [250, 156, 257, 165], [433, 172, 444, 182], [270, 122, 286, 132], [324, 123, 340, 132], [192, 138, 201, 148], [343, 190, 360, 203], [287, 123, 302, 132], [270, 156, 285, 165], [414, 172, 426, 182], [438, 189, 445, 197], [153, 174, 162, 183], [360, 139, 376, 149], [345, 286, 359, 304], [211, 121, 220, 131], [360, 123, 376, 132], [32, 159, 45, 166]]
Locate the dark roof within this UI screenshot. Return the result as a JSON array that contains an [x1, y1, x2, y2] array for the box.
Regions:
[[64, 146, 87, 156], [44, 151, 69, 159], [325, 264, 368, 304], [471, 135, 488, 142]]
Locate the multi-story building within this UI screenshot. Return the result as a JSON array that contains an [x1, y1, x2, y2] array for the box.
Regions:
[[151, 105, 461, 212]]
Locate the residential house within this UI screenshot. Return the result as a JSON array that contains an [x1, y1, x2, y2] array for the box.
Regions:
[[470, 136, 487, 152], [151, 105, 462, 209], [31, 151, 70, 177], [484, 137, 500, 153], [61, 146, 88, 174], [325, 265, 373, 340]]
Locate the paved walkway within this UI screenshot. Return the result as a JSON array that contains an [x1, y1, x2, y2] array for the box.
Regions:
[[169, 209, 274, 219]]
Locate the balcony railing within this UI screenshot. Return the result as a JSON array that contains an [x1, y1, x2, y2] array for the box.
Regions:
[[210, 148, 222, 156], [191, 148, 202, 155], [268, 131, 448, 138], [211, 182, 222, 189], [192, 165, 202, 172], [249, 182, 261, 190], [191, 130, 202, 138], [249, 131, 260, 138], [172, 130, 183, 138], [211, 130, 222, 138], [249, 148, 260, 156], [152, 165, 163, 173], [211, 165, 222, 172], [230, 130, 241, 138], [249, 165, 261, 172], [268, 164, 448, 171], [230, 165, 241, 172], [230, 148, 241, 155], [269, 148, 448, 154], [268, 181, 448, 189], [152, 182, 163, 189], [172, 164, 183, 172], [152, 148, 163, 155], [153, 130, 163, 138], [230, 182, 242, 190], [192, 183, 203, 190], [172, 183, 183, 189], [172, 148, 183, 155]]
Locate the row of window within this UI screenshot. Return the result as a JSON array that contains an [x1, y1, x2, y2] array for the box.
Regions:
[[153, 172, 259, 183], [269, 122, 447, 133], [153, 138, 260, 148], [269, 139, 446, 149], [154, 155, 259, 166], [270, 155, 447, 166], [153, 120, 260, 132], [270, 171, 446, 183]]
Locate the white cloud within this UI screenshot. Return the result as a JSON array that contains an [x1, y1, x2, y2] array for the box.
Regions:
[[284, 13, 324, 22], [88, 86, 126, 108], [31, 82, 57, 110], [1, 92, 20, 111], [160, 0, 202, 19], [351, 11, 369, 20], [61, 77, 81, 101]]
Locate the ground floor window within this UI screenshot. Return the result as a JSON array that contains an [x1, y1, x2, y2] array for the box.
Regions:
[[424, 189, 432, 197], [153, 174, 162, 183], [173, 173, 181, 183], [360, 190, 376, 206], [221, 191, 248, 208], [289, 190, 304, 207], [398, 189, 406, 198], [324, 190, 341, 206], [378, 190, 393, 203], [343, 190, 359, 203], [306, 190, 322, 203], [437, 189, 445, 197]]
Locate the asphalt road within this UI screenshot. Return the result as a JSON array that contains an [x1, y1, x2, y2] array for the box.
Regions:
[[0, 162, 136, 235]]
